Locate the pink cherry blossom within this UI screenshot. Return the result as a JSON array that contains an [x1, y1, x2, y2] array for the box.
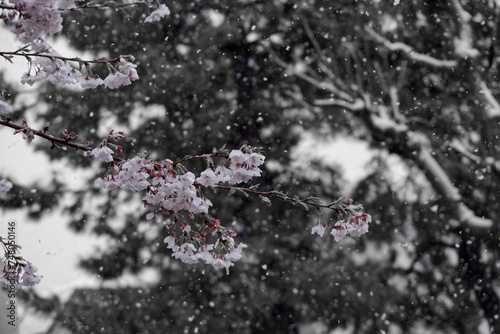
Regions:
[[196, 168, 218, 187], [81, 77, 105, 89], [0, 179, 13, 194], [21, 70, 48, 86], [331, 226, 348, 242], [144, 4, 171, 23], [311, 223, 326, 237], [91, 146, 114, 162]]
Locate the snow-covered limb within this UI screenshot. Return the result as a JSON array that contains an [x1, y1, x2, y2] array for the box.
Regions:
[[449, 0, 480, 58], [0, 179, 13, 194], [365, 26, 458, 69], [478, 80, 500, 119]]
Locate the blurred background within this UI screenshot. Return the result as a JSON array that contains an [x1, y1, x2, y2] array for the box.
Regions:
[[1, 1, 500, 333]]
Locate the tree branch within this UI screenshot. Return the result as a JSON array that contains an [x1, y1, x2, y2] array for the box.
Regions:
[[0, 119, 123, 163], [449, 0, 480, 58], [314, 97, 364, 111], [365, 26, 458, 69], [478, 80, 500, 118]]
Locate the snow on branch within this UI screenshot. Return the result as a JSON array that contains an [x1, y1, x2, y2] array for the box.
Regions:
[[314, 97, 365, 111], [365, 26, 458, 69], [478, 81, 500, 118]]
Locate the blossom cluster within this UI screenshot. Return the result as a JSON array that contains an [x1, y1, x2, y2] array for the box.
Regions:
[[0, 237, 42, 290], [164, 226, 247, 274], [144, 4, 170, 23], [311, 212, 372, 242], [0, 100, 13, 116], [3, 0, 170, 45], [197, 150, 266, 186], [0, 261, 42, 290], [0, 0, 171, 95], [6, 0, 75, 44], [94, 148, 265, 272]]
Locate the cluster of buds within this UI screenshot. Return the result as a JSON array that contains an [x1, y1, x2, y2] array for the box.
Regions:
[[13, 119, 35, 142]]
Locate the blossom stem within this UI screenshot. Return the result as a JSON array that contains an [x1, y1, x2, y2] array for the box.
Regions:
[[212, 185, 333, 211]]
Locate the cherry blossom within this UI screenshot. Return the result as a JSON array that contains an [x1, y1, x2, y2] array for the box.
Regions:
[[0, 237, 42, 290], [331, 227, 348, 242], [91, 146, 114, 163], [21, 70, 48, 86], [311, 223, 326, 237], [330, 213, 372, 242], [8, 0, 67, 44], [104, 71, 133, 89], [0, 0, 374, 284], [144, 4, 170, 23]]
